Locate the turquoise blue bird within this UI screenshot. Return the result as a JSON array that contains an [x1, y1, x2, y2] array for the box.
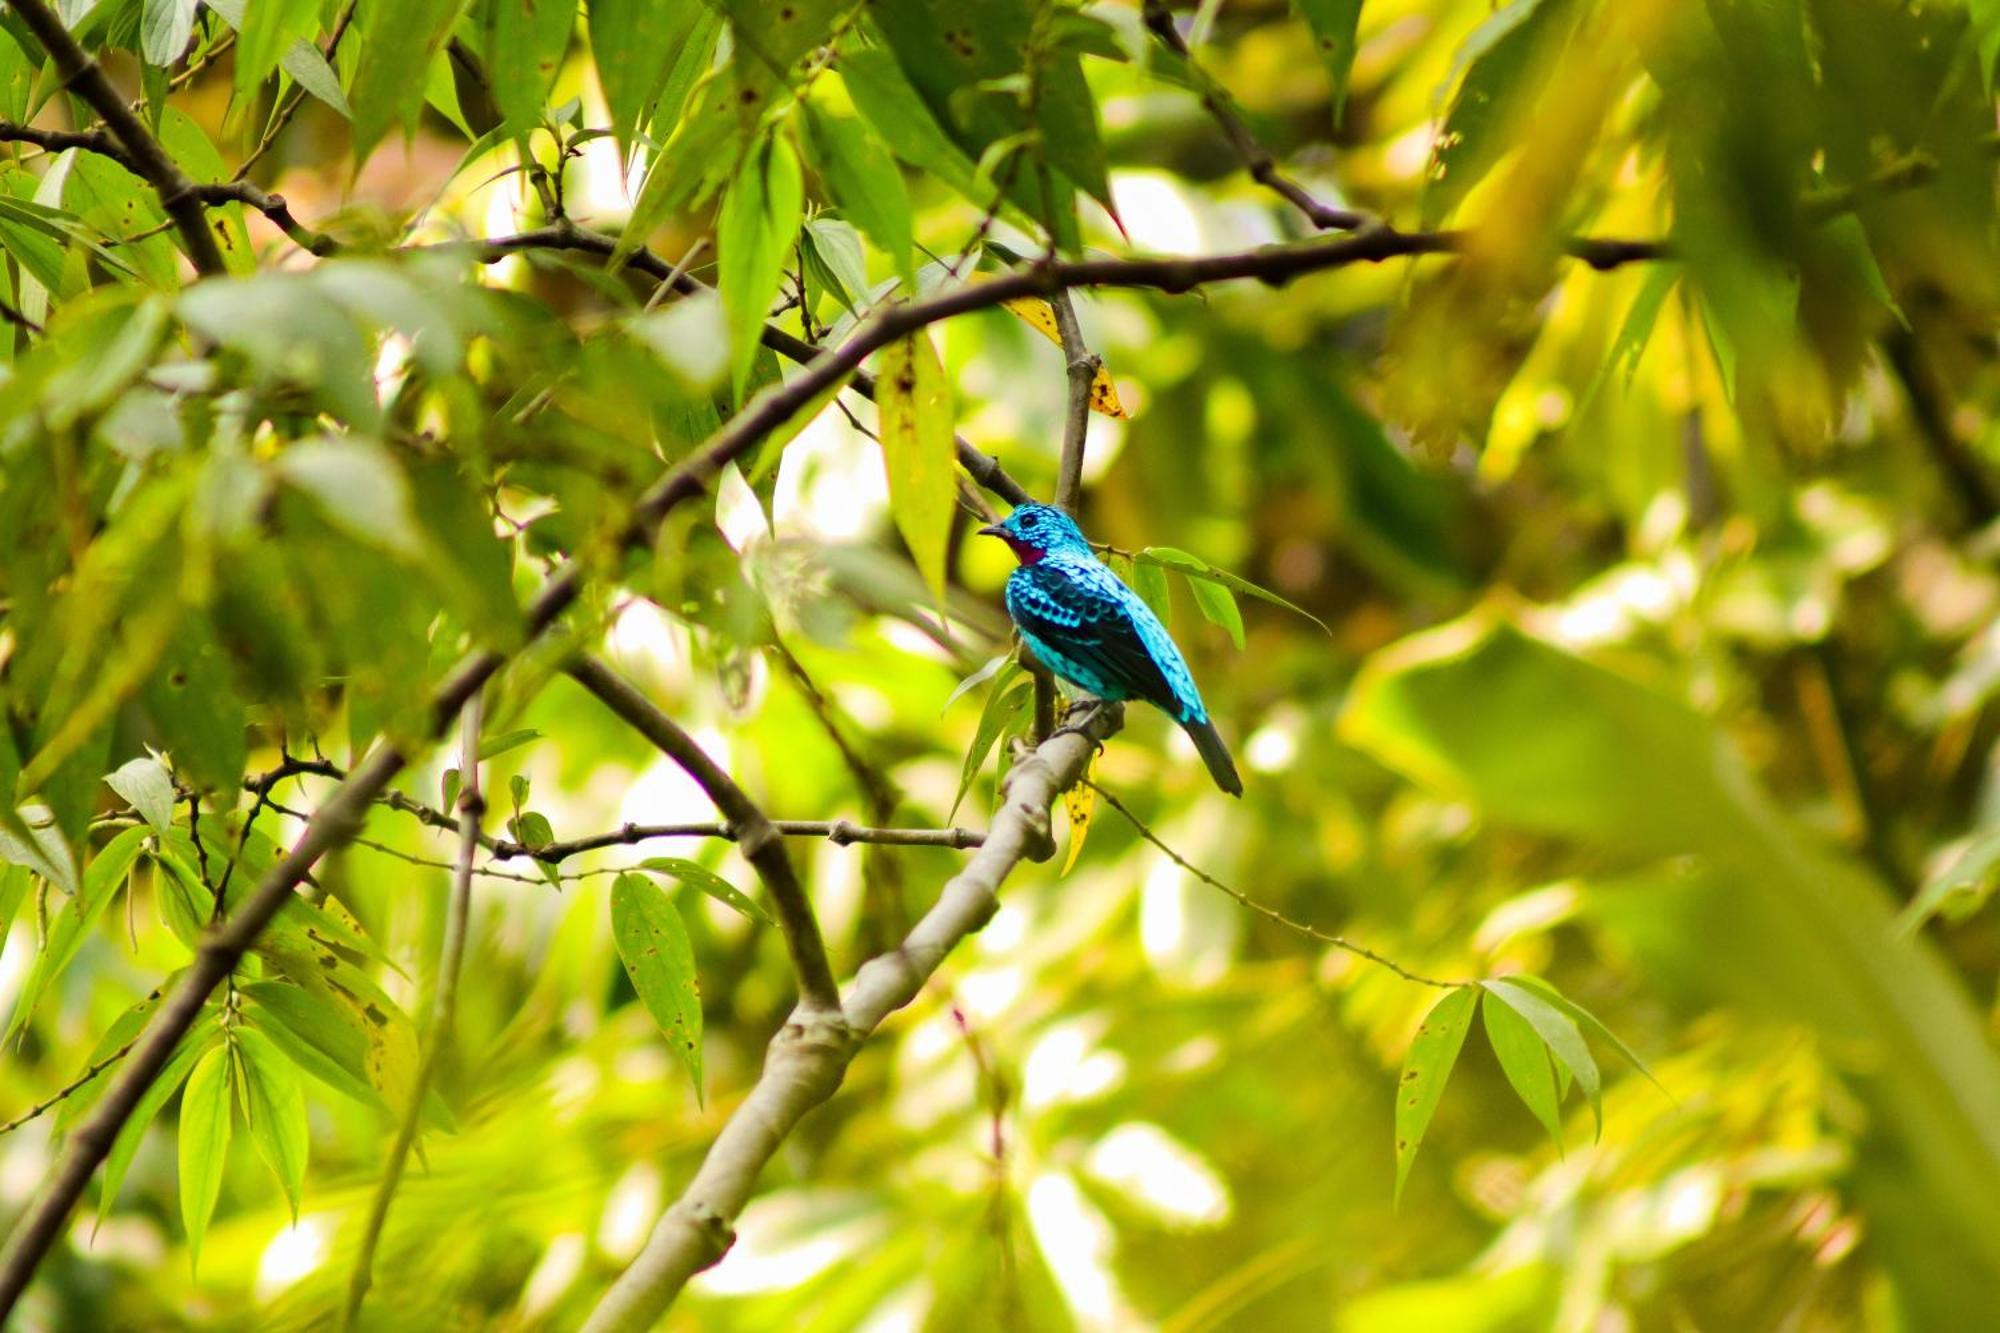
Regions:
[[979, 503, 1242, 796]]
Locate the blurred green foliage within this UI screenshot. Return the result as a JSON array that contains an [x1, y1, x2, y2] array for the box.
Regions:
[[0, 0, 1996, 1329]]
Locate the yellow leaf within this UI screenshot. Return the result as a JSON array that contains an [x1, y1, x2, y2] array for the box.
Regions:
[[1061, 760, 1097, 876], [876, 330, 956, 601], [984, 282, 1130, 418]]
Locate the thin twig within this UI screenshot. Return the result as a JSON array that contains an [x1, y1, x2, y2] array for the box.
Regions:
[[1141, 0, 1366, 232], [342, 692, 485, 1328], [1085, 779, 1464, 989], [566, 656, 842, 1015], [234, 0, 358, 182], [0, 1038, 140, 1137]]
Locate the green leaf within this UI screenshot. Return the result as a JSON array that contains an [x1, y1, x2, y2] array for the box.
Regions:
[[801, 216, 867, 316], [631, 289, 729, 394], [1186, 574, 1245, 651], [874, 329, 955, 603], [234, 0, 320, 99], [274, 437, 424, 559], [1482, 978, 1601, 1138], [589, 0, 702, 147], [944, 653, 1015, 713], [951, 675, 1032, 821], [5, 825, 148, 1044], [234, 1027, 309, 1220], [1138, 546, 1331, 636], [840, 46, 992, 212], [512, 810, 554, 849], [1498, 973, 1661, 1091], [242, 980, 390, 1113], [477, 728, 542, 761], [1480, 987, 1564, 1149], [178, 1042, 233, 1273], [1130, 556, 1172, 628], [350, 0, 465, 167], [1294, 0, 1363, 124], [141, 0, 197, 67], [282, 40, 351, 117], [1394, 984, 1477, 1206], [610, 871, 704, 1101], [804, 81, 915, 285], [641, 856, 772, 927], [1578, 263, 1680, 416], [484, 0, 578, 132], [717, 134, 805, 399], [99, 1020, 217, 1227], [0, 809, 79, 898], [105, 753, 174, 837], [1421, 0, 1570, 227]]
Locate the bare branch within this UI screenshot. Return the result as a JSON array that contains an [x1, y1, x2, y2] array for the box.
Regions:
[[0, 1037, 140, 1137], [580, 702, 1125, 1332], [1048, 290, 1098, 514], [565, 655, 842, 1015], [1141, 1, 1366, 232], [1, 0, 226, 274], [343, 693, 486, 1328]]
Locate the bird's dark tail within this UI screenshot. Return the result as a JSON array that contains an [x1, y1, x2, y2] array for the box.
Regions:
[[1183, 718, 1243, 797]]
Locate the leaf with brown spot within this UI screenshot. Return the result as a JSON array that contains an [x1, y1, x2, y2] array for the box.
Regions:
[[611, 872, 704, 1102], [1393, 984, 1477, 1206]]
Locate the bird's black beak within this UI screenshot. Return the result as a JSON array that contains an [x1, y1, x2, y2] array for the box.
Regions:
[[976, 523, 1005, 538]]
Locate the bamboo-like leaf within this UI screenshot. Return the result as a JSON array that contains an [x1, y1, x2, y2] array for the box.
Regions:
[[611, 872, 704, 1101], [234, 1027, 308, 1220], [1186, 575, 1245, 651], [1293, 0, 1364, 124], [178, 1042, 233, 1273], [874, 329, 956, 602], [1481, 988, 1564, 1149], [484, 0, 578, 133], [951, 678, 1033, 821], [718, 135, 805, 399], [1482, 978, 1601, 1137], [1138, 546, 1331, 636], [641, 856, 772, 927], [1394, 984, 1477, 1206], [1499, 973, 1662, 1091], [99, 1020, 217, 1229]]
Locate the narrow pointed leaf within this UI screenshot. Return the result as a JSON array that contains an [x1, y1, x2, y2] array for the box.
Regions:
[[234, 1027, 308, 1220], [1483, 977, 1601, 1137], [640, 856, 772, 927], [951, 676, 1032, 821], [1394, 984, 1477, 1206], [718, 135, 805, 399], [1499, 973, 1662, 1092], [1481, 988, 1564, 1149], [875, 329, 955, 602], [610, 872, 704, 1101], [178, 1043, 233, 1273], [1186, 574, 1245, 650]]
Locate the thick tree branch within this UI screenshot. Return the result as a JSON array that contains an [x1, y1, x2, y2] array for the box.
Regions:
[[565, 656, 842, 1015], [581, 702, 1124, 1332], [1, 0, 226, 274], [343, 694, 486, 1328]]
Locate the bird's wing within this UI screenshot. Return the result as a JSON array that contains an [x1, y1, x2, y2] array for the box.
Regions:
[[1007, 559, 1185, 714]]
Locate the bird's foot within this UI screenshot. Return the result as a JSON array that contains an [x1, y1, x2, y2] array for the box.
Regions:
[[1049, 699, 1110, 754]]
